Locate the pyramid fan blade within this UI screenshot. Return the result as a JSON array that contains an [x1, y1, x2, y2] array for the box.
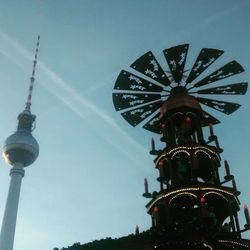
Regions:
[[114, 70, 163, 92], [197, 97, 241, 115], [195, 61, 244, 88], [201, 110, 220, 126], [163, 44, 189, 83], [112, 93, 161, 111], [197, 82, 248, 95], [186, 48, 224, 83], [130, 51, 171, 86], [121, 100, 163, 126], [143, 113, 161, 134]]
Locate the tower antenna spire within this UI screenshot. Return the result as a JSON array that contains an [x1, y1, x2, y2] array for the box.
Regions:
[[25, 35, 40, 112]]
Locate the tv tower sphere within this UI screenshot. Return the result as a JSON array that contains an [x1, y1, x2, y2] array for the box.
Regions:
[[2, 111, 39, 167]]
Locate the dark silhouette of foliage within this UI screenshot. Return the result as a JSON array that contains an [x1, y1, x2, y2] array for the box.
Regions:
[[58, 230, 163, 250]]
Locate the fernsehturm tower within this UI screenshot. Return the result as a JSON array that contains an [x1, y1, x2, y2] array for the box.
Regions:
[[0, 36, 40, 250]]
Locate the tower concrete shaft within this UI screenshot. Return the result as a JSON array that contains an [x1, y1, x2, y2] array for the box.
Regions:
[[0, 163, 25, 250]]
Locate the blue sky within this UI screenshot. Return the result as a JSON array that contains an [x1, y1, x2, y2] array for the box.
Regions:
[[0, 1, 249, 250]]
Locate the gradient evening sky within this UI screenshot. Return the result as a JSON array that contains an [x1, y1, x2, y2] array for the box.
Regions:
[[0, 1, 249, 250]]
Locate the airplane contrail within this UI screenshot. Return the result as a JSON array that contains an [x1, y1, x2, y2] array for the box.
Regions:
[[179, 2, 245, 38]]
